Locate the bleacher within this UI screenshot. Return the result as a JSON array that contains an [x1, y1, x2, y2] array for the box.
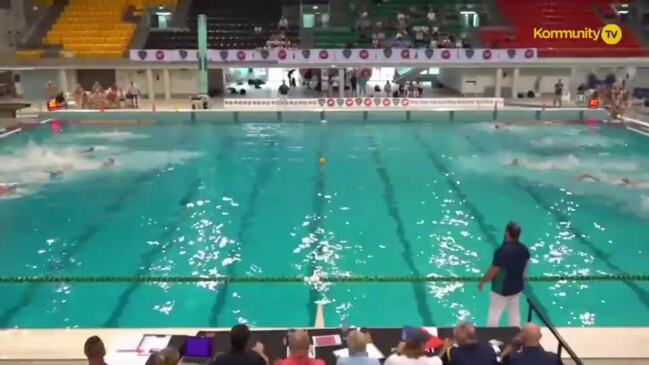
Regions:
[[480, 0, 645, 57], [314, 0, 479, 48], [43, 0, 176, 58], [144, 0, 289, 49]]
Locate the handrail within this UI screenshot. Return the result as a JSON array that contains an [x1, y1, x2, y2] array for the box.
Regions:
[[526, 297, 584, 365]]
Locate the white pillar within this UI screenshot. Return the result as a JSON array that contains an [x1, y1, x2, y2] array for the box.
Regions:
[[512, 68, 520, 99], [163, 69, 171, 100], [495, 68, 502, 98], [338, 68, 344, 98], [58, 69, 68, 93], [146, 69, 155, 101]]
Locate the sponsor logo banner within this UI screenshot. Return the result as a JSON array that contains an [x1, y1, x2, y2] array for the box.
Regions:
[[130, 48, 538, 63], [223, 98, 504, 109]]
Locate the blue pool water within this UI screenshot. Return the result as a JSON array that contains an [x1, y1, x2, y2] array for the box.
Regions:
[[0, 117, 648, 328]]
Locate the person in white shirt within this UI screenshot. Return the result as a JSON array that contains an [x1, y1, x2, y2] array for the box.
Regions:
[[384, 327, 442, 365], [427, 10, 436, 23]]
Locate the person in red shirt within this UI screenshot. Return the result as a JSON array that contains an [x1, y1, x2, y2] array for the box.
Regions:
[[274, 330, 325, 365]]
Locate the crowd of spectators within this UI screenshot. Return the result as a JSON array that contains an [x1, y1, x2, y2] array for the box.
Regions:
[[83, 322, 561, 365], [351, 1, 471, 49], [261, 17, 299, 49], [45, 80, 141, 110]]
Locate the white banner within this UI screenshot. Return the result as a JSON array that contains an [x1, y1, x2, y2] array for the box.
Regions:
[[223, 97, 504, 110], [131, 48, 538, 63]]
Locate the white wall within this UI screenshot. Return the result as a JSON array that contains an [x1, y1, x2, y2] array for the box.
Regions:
[[116, 69, 199, 97], [438, 67, 572, 97]]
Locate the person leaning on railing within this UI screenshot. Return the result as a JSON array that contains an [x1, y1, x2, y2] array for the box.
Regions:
[[500, 323, 563, 365]]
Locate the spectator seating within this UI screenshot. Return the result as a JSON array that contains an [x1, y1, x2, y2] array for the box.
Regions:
[[144, 0, 291, 49], [480, 0, 645, 57], [314, 0, 477, 49], [44, 0, 176, 58]]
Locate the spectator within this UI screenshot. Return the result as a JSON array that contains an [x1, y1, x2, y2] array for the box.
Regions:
[[211, 324, 268, 365], [479, 221, 530, 327], [439, 323, 497, 365], [84, 336, 107, 365], [501, 323, 562, 365], [427, 8, 436, 23], [384, 327, 442, 365], [415, 29, 425, 46], [278, 17, 289, 31], [350, 72, 358, 96], [407, 82, 415, 97], [278, 80, 289, 98], [577, 83, 586, 103], [156, 347, 181, 365], [13, 73, 23, 98], [126, 81, 140, 109], [357, 13, 371, 31], [337, 330, 380, 365], [553, 79, 564, 107], [45, 80, 58, 100], [429, 38, 438, 49], [358, 71, 368, 96], [416, 82, 423, 97], [274, 330, 325, 365], [384, 80, 392, 97], [73, 83, 84, 107], [393, 34, 404, 48]]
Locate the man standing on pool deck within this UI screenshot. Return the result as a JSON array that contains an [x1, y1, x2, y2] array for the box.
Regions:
[[479, 221, 530, 327]]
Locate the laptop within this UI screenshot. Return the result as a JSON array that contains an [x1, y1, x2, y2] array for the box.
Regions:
[[180, 337, 213, 365]]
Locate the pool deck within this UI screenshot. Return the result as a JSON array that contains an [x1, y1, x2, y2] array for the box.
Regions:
[[0, 327, 648, 363]]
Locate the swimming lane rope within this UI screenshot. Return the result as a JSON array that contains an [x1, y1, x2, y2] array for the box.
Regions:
[[0, 274, 648, 284]]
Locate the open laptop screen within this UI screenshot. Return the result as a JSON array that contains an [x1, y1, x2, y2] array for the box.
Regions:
[[184, 337, 212, 358]]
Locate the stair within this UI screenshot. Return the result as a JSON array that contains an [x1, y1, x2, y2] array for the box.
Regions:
[[169, 0, 192, 28], [19, 0, 68, 50]]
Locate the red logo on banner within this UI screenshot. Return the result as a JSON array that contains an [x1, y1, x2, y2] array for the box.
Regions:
[[278, 49, 287, 59], [402, 98, 410, 106], [524, 49, 534, 58], [401, 49, 410, 59], [482, 50, 492, 60], [359, 49, 369, 59], [364, 98, 372, 106], [237, 51, 246, 60], [345, 98, 354, 107], [327, 98, 335, 107], [441, 49, 451, 59], [155, 50, 165, 60], [319, 50, 329, 59], [382, 98, 391, 106]]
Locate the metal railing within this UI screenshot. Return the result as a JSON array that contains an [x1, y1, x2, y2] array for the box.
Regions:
[[526, 297, 584, 365]]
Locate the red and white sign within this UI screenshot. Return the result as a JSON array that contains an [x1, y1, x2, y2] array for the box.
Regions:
[[131, 48, 538, 63], [224, 97, 505, 110]]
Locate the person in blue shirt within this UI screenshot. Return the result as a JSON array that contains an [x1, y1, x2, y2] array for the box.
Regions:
[[501, 323, 562, 365], [439, 322, 497, 365], [337, 330, 380, 365], [479, 221, 530, 327]]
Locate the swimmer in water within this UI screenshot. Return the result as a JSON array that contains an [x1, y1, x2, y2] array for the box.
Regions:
[[576, 174, 636, 187], [48, 170, 64, 179], [505, 158, 521, 167], [0, 184, 17, 196], [102, 157, 115, 168], [80, 146, 95, 153]]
